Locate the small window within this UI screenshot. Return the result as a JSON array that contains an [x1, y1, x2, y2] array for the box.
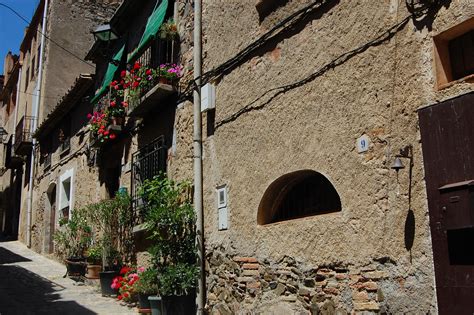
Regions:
[[434, 17, 474, 89], [37, 44, 41, 71], [59, 168, 74, 221], [31, 56, 35, 79], [25, 68, 29, 91], [448, 30, 474, 80], [258, 170, 341, 225]]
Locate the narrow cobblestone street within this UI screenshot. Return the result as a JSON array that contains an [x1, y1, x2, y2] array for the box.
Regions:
[[0, 241, 134, 315]]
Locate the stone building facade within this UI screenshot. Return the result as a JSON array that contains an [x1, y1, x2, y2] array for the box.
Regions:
[[199, 0, 474, 314], [0, 52, 21, 239], [0, 0, 120, 247], [2, 0, 474, 313]]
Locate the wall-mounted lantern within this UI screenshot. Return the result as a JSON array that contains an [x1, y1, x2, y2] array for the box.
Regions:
[[92, 24, 119, 42]]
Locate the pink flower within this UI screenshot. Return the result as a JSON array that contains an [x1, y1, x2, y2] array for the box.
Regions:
[[87, 113, 92, 119], [137, 266, 145, 273]]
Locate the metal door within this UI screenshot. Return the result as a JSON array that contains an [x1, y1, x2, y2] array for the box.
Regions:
[[418, 92, 474, 314]]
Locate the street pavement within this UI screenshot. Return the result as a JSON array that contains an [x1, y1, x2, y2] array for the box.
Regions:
[[0, 241, 135, 315]]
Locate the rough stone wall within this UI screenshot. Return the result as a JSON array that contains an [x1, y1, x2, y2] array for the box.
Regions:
[[40, 0, 119, 123], [166, 0, 195, 182], [206, 247, 435, 314], [201, 0, 474, 313], [30, 124, 103, 254]]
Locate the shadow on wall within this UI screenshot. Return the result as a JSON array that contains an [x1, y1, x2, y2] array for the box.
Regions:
[[406, 0, 452, 31], [0, 264, 95, 314]]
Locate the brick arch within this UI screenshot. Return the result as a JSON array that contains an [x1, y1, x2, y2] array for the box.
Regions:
[[257, 170, 341, 225]]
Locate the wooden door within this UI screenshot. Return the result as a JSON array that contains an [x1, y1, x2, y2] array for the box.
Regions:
[[418, 92, 474, 314]]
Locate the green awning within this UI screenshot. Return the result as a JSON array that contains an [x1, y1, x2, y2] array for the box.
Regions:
[[91, 44, 125, 104], [127, 0, 168, 63]]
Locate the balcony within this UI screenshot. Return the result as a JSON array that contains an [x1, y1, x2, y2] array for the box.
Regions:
[[127, 39, 179, 117], [5, 137, 23, 169], [131, 136, 168, 223], [14, 116, 36, 156]]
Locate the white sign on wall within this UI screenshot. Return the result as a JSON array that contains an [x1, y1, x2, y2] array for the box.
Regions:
[[356, 135, 370, 153], [216, 185, 228, 230]]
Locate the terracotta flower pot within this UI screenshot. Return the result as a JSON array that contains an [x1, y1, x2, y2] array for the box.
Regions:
[[86, 264, 101, 279]]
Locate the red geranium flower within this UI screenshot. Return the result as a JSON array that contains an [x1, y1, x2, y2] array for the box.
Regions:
[[110, 101, 116, 107], [120, 267, 131, 275], [146, 69, 152, 75], [110, 133, 116, 140], [120, 70, 127, 78], [132, 81, 140, 88], [121, 101, 128, 107], [110, 80, 118, 87], [117, 295, 123, 300], [133, 62, 141, 70]]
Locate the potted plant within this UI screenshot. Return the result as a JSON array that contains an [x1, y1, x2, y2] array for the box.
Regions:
[[157, 63, 182, 85], [86, 191, 134, 296], [106, 100, 126, 126], [141, 175, 198, 315], [53, 210, 92, 278], [111, 265, 139, 304], [134, 267, 159, 311], [85, 244, 102, 279], [159, 19, 178, 40]]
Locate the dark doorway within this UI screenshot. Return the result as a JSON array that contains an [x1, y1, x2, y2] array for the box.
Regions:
[[47, 184, 56, 253], [418, 91, 474, 314]]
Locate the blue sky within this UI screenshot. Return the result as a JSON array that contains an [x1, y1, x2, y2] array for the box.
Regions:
[[0, 0, 39, 72]]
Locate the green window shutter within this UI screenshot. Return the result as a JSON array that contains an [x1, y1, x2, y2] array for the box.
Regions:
[[91, 44, 125, 104], [127, 0, 168, 63]]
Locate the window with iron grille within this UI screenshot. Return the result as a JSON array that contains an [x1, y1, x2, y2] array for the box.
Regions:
[[258, 170, 341, 225], [131, 136, 168, 220]]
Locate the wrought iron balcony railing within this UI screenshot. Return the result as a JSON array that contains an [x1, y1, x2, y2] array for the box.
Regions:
[[127, 38, 179, 117], [14, 116, 36, 156], [131, 136, 168, 222]]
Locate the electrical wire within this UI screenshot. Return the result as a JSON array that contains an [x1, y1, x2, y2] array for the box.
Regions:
[[0, 2, 95, 68], [177, 0, 443, 130]]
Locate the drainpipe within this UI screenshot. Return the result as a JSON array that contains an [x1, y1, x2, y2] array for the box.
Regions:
[[193, 0, 205, 313], [26, 0, 48, 248]]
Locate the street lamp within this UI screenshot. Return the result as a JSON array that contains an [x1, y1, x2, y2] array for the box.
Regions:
[[92, 24, 119, 42]]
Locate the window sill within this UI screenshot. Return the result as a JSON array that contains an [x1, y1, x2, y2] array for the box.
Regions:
[[438, 73, 474, 91]]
